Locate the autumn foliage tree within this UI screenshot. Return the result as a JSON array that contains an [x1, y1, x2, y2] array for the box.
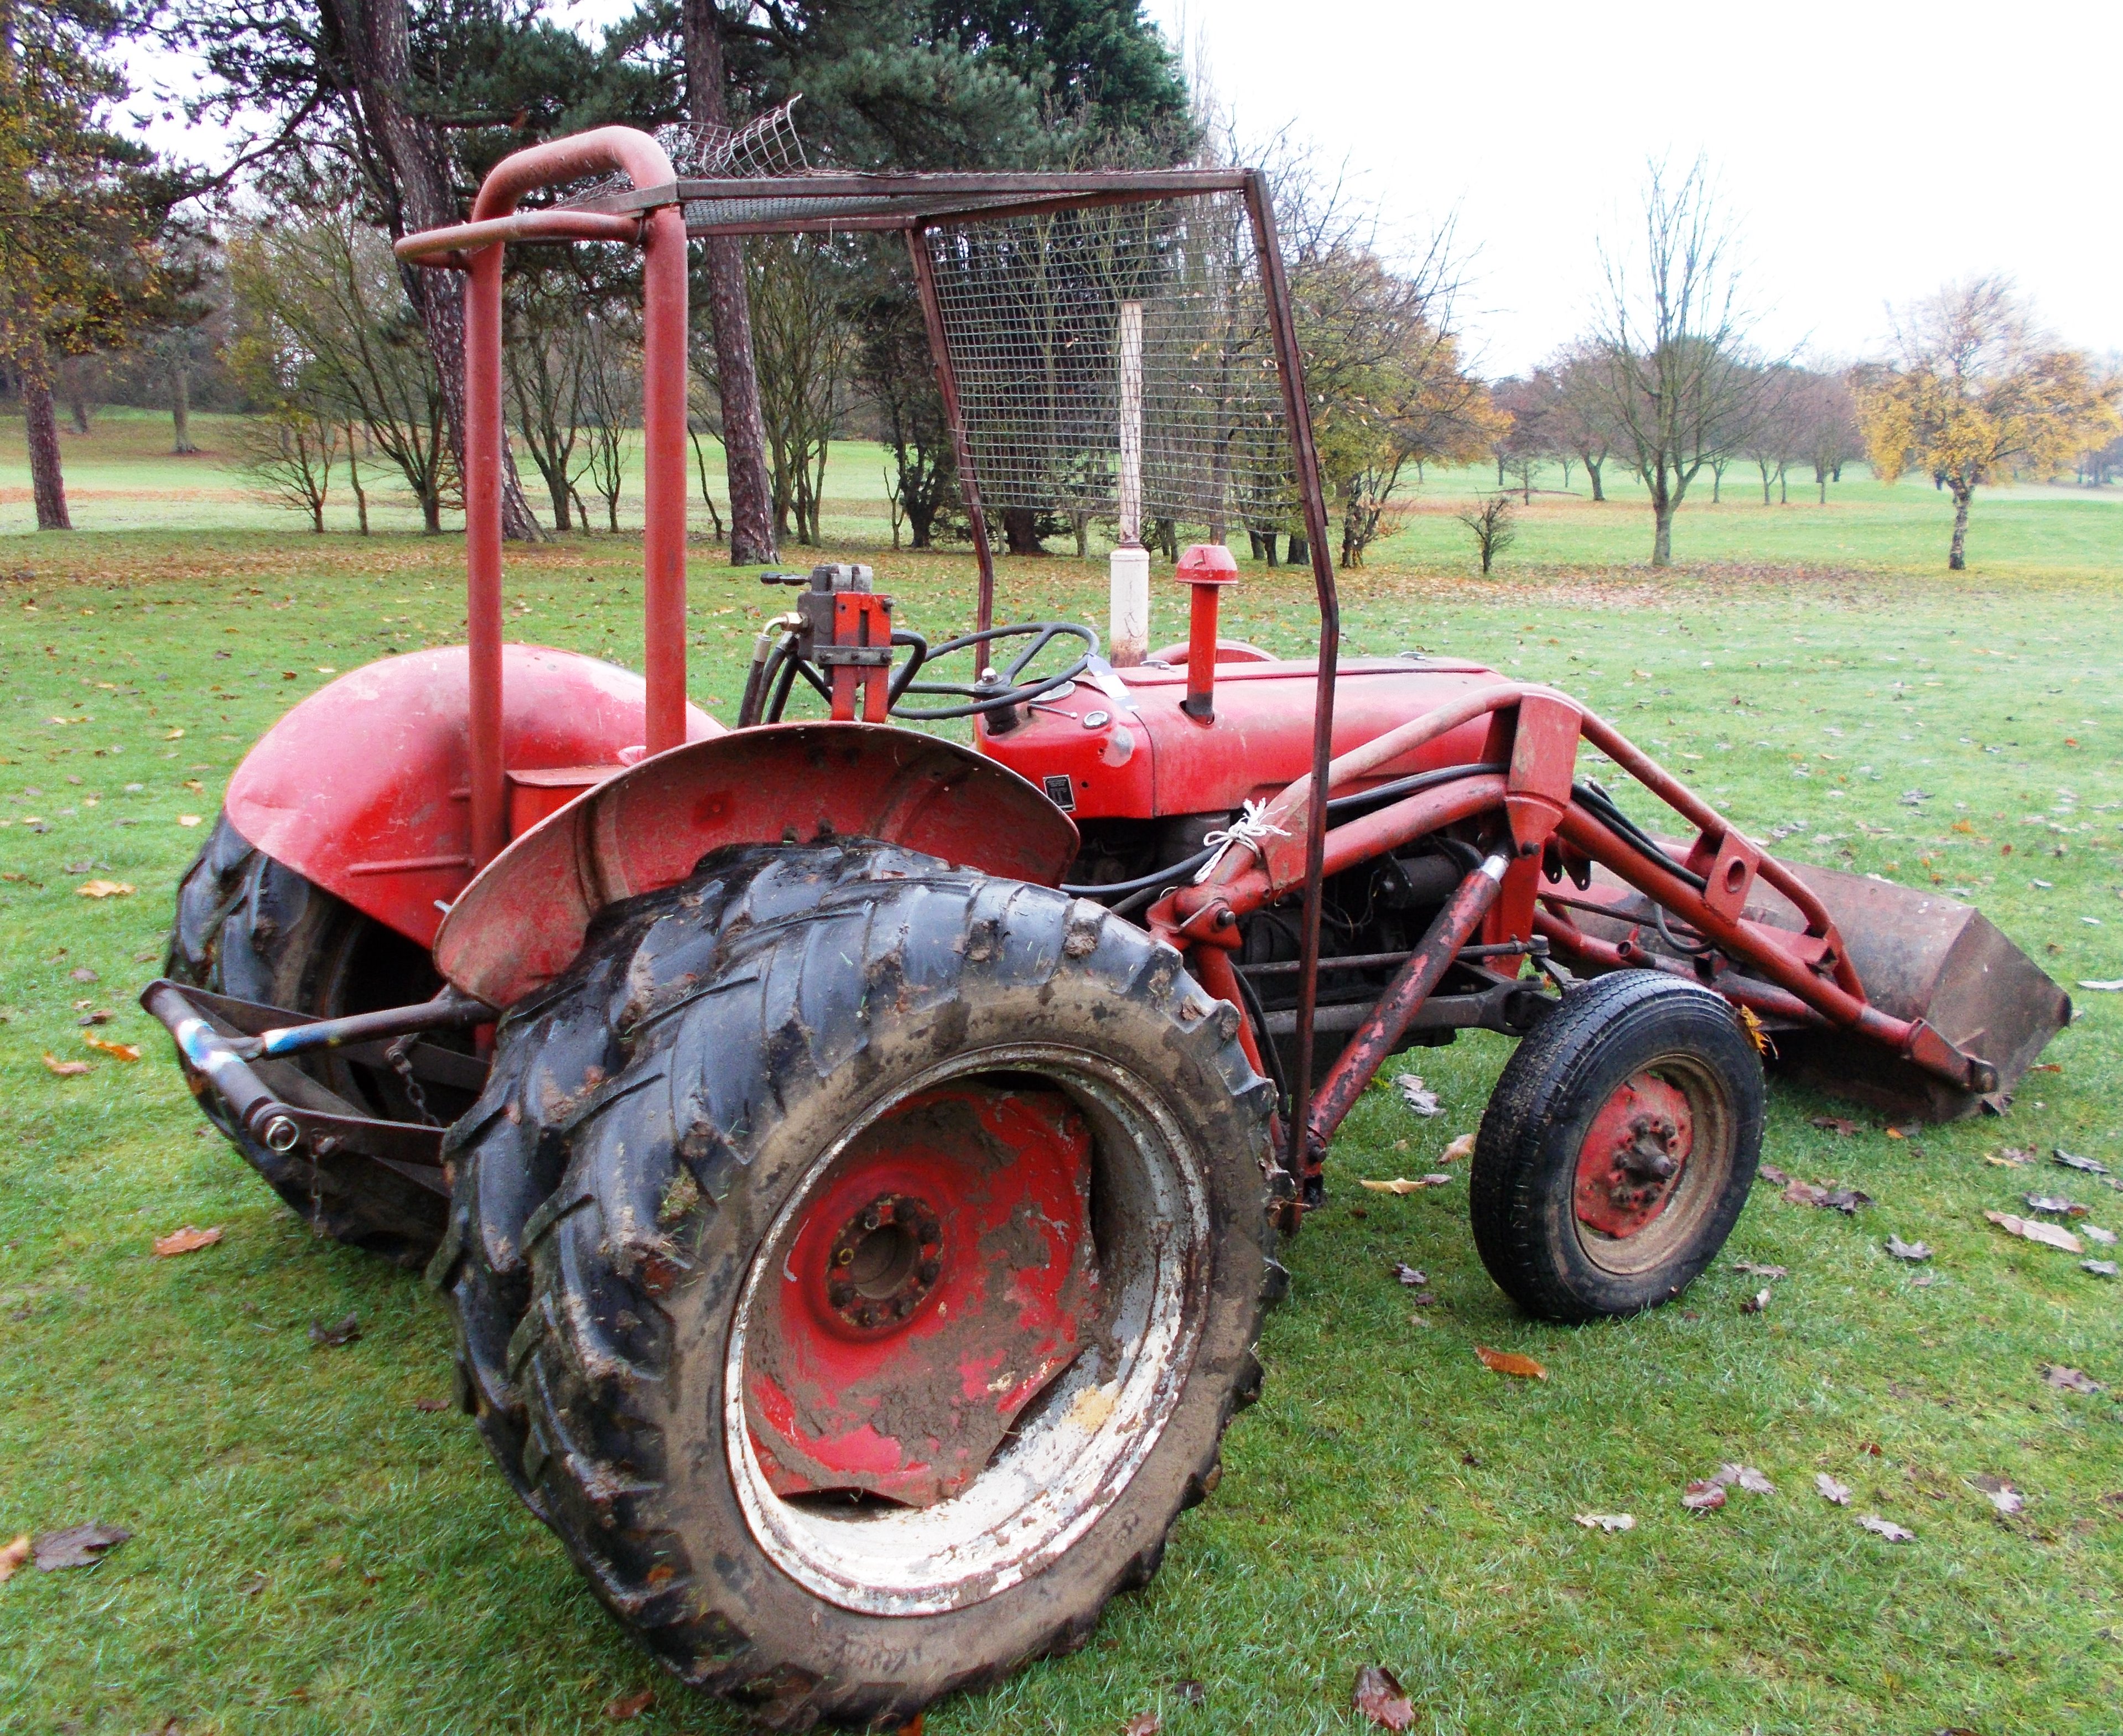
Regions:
[[1854, 277, 2120, 569]]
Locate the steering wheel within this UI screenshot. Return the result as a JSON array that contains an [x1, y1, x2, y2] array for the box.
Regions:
[[887, 622, 1098, 721]]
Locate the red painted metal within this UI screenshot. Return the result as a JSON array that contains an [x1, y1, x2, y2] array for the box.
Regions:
[[224, 647, 718, 950], [1175, 544, 1239, 723], [744, 1083, 1097, 1507], [1574, 1072, 1694, 1239], [433, 723, 1080, 1009]]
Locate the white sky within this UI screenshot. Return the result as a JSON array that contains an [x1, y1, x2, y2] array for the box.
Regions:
[[126, 1, 2121, 377], [1153, 0, 2122, 374]]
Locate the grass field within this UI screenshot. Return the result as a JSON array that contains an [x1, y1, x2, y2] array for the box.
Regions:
[[2, 422, 2121, 1735]]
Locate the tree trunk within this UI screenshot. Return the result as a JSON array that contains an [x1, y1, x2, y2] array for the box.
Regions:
[[17, 328, 70, 530], [1003, 506, 1046, 555], [1586, 457, 1605, 502], [1650, 487, 1674, 568], [171, 362, 195, 454], [331, 0, 540, 541], [909, 502, 935, 548], [1287, 531, 1308, 565], [1778, 463, 1788, 506], [684, 0, 777, 566], [347, 426, 370, 534], [1948, 486, 1971, 570], [67, 391, 89, 435]]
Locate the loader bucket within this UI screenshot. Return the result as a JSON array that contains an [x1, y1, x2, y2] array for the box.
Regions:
[[1761, 861, 2071, 1121], [1572, 856, 2070, 1122]]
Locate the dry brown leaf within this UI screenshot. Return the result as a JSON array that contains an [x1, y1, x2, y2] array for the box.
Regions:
[[1681, 1480, 1727, 1512], [1886, 1235, 1932, 1262], [2053, 1148, 2111, 1176], [0, 1534, 30, 1582], [1361, 1175, 1450, 1194], [1985, 1211, 2083, 1254], [1122, 1714, 1162, 1736], [2043, 1365, 2103, 1394], [75, 879, 134, 899], [1814, 1473, 1851, 1506], [1810, 1115, 1859, 1136], [1391, 1074, 1442, 1116], [1390, 1263, 1427, 1287], [33, 1523, 131, 1571], [1733, 1261, 1788, 1278], [84, 1035, 140, 1062], [1473, 1345, 1547, 1380], [1970, 1474, 2024, 1516], [1741, 1287, 1771, 1314], [1715, 1464, 1775, 1495], [68, 966, 98, 983], [1351, 1664, 1415, 1732], [152, 1225, 222, 1257], [1572, 1512, 1634, 1532], [40, 1053, 91, 1077], [1440, 1132, 1476, 1163], [1758, 1163, 1792, 1186], [1857, 1513, 1914, 1542], [2024, 1193, 2086, 1217], [309, 1312, 361, 1348], [601, 1687, 653, 1721]]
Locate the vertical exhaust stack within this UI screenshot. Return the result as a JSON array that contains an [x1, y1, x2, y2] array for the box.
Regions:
[[1108, 299, 1148, 666], [1177, 543, 1239, 721]]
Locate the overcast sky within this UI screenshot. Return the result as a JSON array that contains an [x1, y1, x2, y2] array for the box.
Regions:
[[1151, 0, 2121, 375], [126, 1, 2120, 378]]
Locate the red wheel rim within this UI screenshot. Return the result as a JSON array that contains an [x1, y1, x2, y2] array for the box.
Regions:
[[744, 1082, 1098, 1508], [1574, 1069, 1695, 1240]]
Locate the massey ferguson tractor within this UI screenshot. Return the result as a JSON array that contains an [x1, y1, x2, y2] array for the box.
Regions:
[[145, 121, 2068, 1729]]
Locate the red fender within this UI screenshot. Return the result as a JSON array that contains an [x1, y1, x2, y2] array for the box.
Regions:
[[225, 646, 721, 951], [433, 723, 1079, 1008]]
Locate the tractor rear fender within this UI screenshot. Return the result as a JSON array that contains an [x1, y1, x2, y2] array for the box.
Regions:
[[224, 646, 721, 954], [432, 723, 1081, 1009]]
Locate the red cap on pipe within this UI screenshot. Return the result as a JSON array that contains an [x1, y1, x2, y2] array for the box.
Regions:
[[1176, 542, 1239, 585]]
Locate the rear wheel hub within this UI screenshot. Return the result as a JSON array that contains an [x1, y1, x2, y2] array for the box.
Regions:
[[745, 1082, 1098, 1509]]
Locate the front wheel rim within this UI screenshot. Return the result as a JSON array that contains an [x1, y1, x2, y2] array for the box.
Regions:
[[725, 1043, 1211, 1617], [1570, 1052, 1733, 1278]]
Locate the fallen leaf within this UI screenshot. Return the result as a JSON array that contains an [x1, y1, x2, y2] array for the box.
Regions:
[[1782, 1178, 1828, 1207], [177, 814, 201, 828], [2083, 1224, 2117, 1246], [75, 879, 134, 899], [77, 1009, 113, 1026], [1574, 1512, 1635, 1531], [2043, 1364, 2103, 1394], [1474, 1345, 1546, 1380], [1815, 1473, 1852, 1506], [2084, 1259, 2120, 1278], [83, 1035, 140, 1062], [1970, 1475, 2024, 1516], [1733, 1261, 1788, 1278], [1886, 1235, 1933, 1262], [2077, 978, 2123, 991], [0, 1535, 29, 1582], [1857, 1513, 1914, 1542], [1122, 1714, 1162, 1736], [2025, 1193, 2086, 1217], [1810, 1115, 1859, 1136], [1681, 1480, 1727, 1512], [1822, 1186, 1873, 1214], [601, 1687, 653, 1721], [1172, 1680, 1206, 1707], [239, 1570, 268, 1597], [2054, 1148, 2111, 1175], [1712, 1463, 1775, 1494], [1985, 1210, 2083, 1254], [1758, 1163, 1792, 1186], [1351, 1664, 1414, 1732], [309, 1312, 361, 1348], [1440, 1131, 1476, 1163], [1360, 1175, 1451, 1194], [1391, 1074, 1442, 1116], [1390, 1263, 1428, 1287], [152, 1225, 222, 1257], [40, 1053, 91, 1076], [412, 1397, 450, 1413], [1742, 1287, 1771, 1314], [33, 1523, 131, 1571], [68, 966, 98, 983], [163, 727, 184, 740]]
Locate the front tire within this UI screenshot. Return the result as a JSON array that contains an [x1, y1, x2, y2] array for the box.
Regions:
[[439, 840, 1277, 1728], [1470, 971, 1763, 1322]]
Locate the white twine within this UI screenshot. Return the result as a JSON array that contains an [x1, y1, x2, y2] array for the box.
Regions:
[[1193, 799, 1290, 883]]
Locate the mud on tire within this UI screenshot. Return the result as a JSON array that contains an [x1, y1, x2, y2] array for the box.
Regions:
[[167, 813, 468, 1267], [434, 839, 1278, 1729]]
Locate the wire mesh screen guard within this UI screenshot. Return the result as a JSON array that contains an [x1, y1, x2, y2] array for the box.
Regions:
[[573, 102, 808, 207], [923, 196, 1296, 529]]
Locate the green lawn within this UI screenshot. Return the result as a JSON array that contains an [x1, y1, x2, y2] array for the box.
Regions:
[[2, 431, 2120, 1735]]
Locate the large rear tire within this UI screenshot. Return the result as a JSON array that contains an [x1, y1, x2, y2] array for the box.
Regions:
[[166, 813, 466, 1267], [435, 840, 1278, 1729], [1470, 971, 1763, 1322]]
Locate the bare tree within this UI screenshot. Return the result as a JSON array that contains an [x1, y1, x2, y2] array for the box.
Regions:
[[572, 313, 637, 533], [1456, 492, 1516, 575], [507, 274, 589, 532], [1543, 345, 1617, 501], [748, 235, 847, 547], [1585, 157, 1769, 566], [1795, 367, 1862, 502], [1737, 362, 1805, 505]]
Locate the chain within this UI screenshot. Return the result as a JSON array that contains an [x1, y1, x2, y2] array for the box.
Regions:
[[385, 1035, 442, 1127]]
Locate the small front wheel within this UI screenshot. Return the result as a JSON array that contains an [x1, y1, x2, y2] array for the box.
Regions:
[[1471, 971, 1763, 1321]]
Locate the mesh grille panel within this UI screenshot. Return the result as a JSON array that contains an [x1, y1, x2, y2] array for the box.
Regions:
[[924, 196, 1294, 528]]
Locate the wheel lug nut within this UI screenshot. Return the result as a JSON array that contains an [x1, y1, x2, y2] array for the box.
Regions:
[[918, 1259, 941, 1285]]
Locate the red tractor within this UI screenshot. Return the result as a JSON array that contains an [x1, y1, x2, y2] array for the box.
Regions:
[[146, 123, 2068, 1729]]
